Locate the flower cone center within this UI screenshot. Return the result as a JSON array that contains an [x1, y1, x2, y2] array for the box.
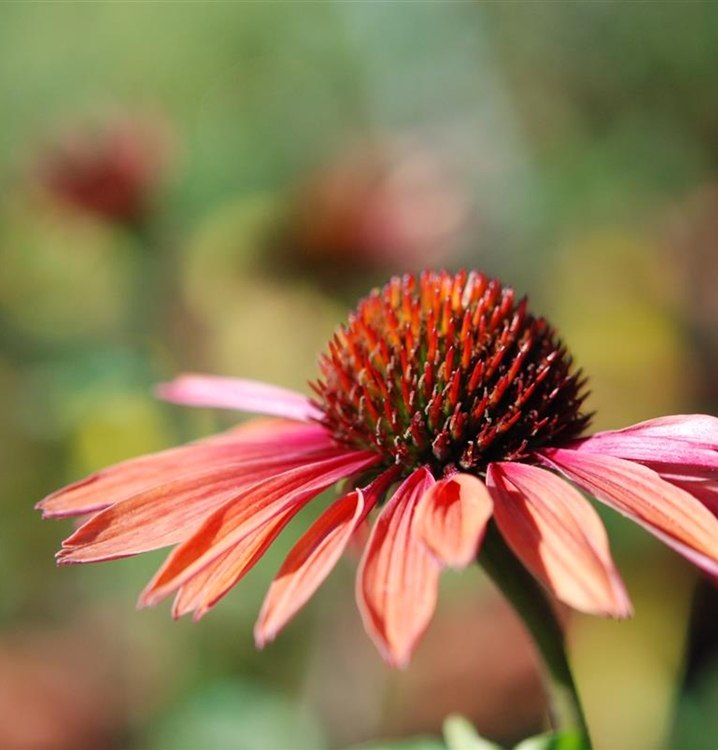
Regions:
[[312, 270, 590, 476]]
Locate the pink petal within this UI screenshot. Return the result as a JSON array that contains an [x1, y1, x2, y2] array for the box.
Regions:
[[138, 449, 379, 607], [541, 448, 718, 577], [37, 420, 332, 519], [254, 467, 399, 646], [156, 374, 323, 422], [356, 466, 442, 668], [487, 462, 632, 617], [570, 414, 718, 477], [593, 414, 718, 444], [415, 473, 493, 569], [171, 506, 297, 620]]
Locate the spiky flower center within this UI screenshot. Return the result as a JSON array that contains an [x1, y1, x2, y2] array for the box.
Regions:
[[311, 270, 590, 477]]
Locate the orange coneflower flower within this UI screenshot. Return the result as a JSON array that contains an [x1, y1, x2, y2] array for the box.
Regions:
[[38, 271, 718, 667]]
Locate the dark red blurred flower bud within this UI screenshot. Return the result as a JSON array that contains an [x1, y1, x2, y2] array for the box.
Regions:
[[37, 115, 170, 228], [277, 138, 469, 284]]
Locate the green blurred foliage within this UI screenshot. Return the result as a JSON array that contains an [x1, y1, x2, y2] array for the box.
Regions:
[[143, 678, 325, 750], [1, 2, 718, 749], [671, 662, 718, 749]]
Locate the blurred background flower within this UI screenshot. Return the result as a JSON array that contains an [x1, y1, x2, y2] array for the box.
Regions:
[[35, 112, 172, 230], [268, 135, 470, 297], [2, 2, 718, 748]]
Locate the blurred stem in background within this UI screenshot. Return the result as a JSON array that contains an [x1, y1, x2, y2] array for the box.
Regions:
[[127, 217, 174, 356]]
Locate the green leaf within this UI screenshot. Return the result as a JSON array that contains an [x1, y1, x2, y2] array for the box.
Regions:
[[442, 715, 501, 750], [348, 738, 446, 750], [514, 730, 589, 750]]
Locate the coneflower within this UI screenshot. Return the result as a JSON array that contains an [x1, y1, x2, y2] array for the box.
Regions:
[[39, 270, 718, 674]]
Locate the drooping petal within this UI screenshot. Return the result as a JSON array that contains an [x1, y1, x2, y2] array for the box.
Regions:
[[37, 420, 333, 519], [139, 449, 379, 607], [255, 490, 365, 644], [56, 444, 346, 563], [156, 374, 323, 422], [346, 518, 371, 558], [357, 466, 442, 668], [415, 472, 493, 569], [255, 467, 399, 646], [172, 547, 232, 618], [487, 462, 632, 617], [570, 414, 718, 478], [171, 506, 297, 620], [541, 448, 718, 577]]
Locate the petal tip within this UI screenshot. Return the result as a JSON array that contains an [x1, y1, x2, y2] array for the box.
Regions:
[[153, 382, 174, 401], [191, 605, 211, 623], [385, 649, 411, 670], [137, 587, 159, 609], [55, 550, 78, 565], [416, 473, 492, 570], [611, 590, 634, 620], [253, 624, 273, 651]]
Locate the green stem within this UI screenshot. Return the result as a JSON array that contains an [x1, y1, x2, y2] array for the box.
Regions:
[[479, 523, 592, 747]]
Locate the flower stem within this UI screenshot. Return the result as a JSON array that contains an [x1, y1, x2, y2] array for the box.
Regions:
[[479, 522, 592, 747]]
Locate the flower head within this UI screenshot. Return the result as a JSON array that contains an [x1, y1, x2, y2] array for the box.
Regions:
[[275, 139, 466, 286], [39, 271, 718, 667], [37, 115, 169, 228], [313, 270, 589, 474]]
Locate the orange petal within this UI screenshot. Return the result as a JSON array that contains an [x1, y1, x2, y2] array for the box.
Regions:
[[356, 466, 442, 668], [170, 506, 297, 620], [487, 462, 632, 617], [56, 454, 320, 564], [415, 472, 493, 569], [255, 467, 398, 646], [254, 490, 365, 646], [172, 547, 234, 618], [542, 449, 718, 577], [37, 419, 332, 518], [346, 518, 371, 559], [138, 450, 379, 607], [667, 478, 718, 516]]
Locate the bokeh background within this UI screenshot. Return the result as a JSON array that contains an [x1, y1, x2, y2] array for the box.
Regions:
[[2, 3, 718, 749]]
